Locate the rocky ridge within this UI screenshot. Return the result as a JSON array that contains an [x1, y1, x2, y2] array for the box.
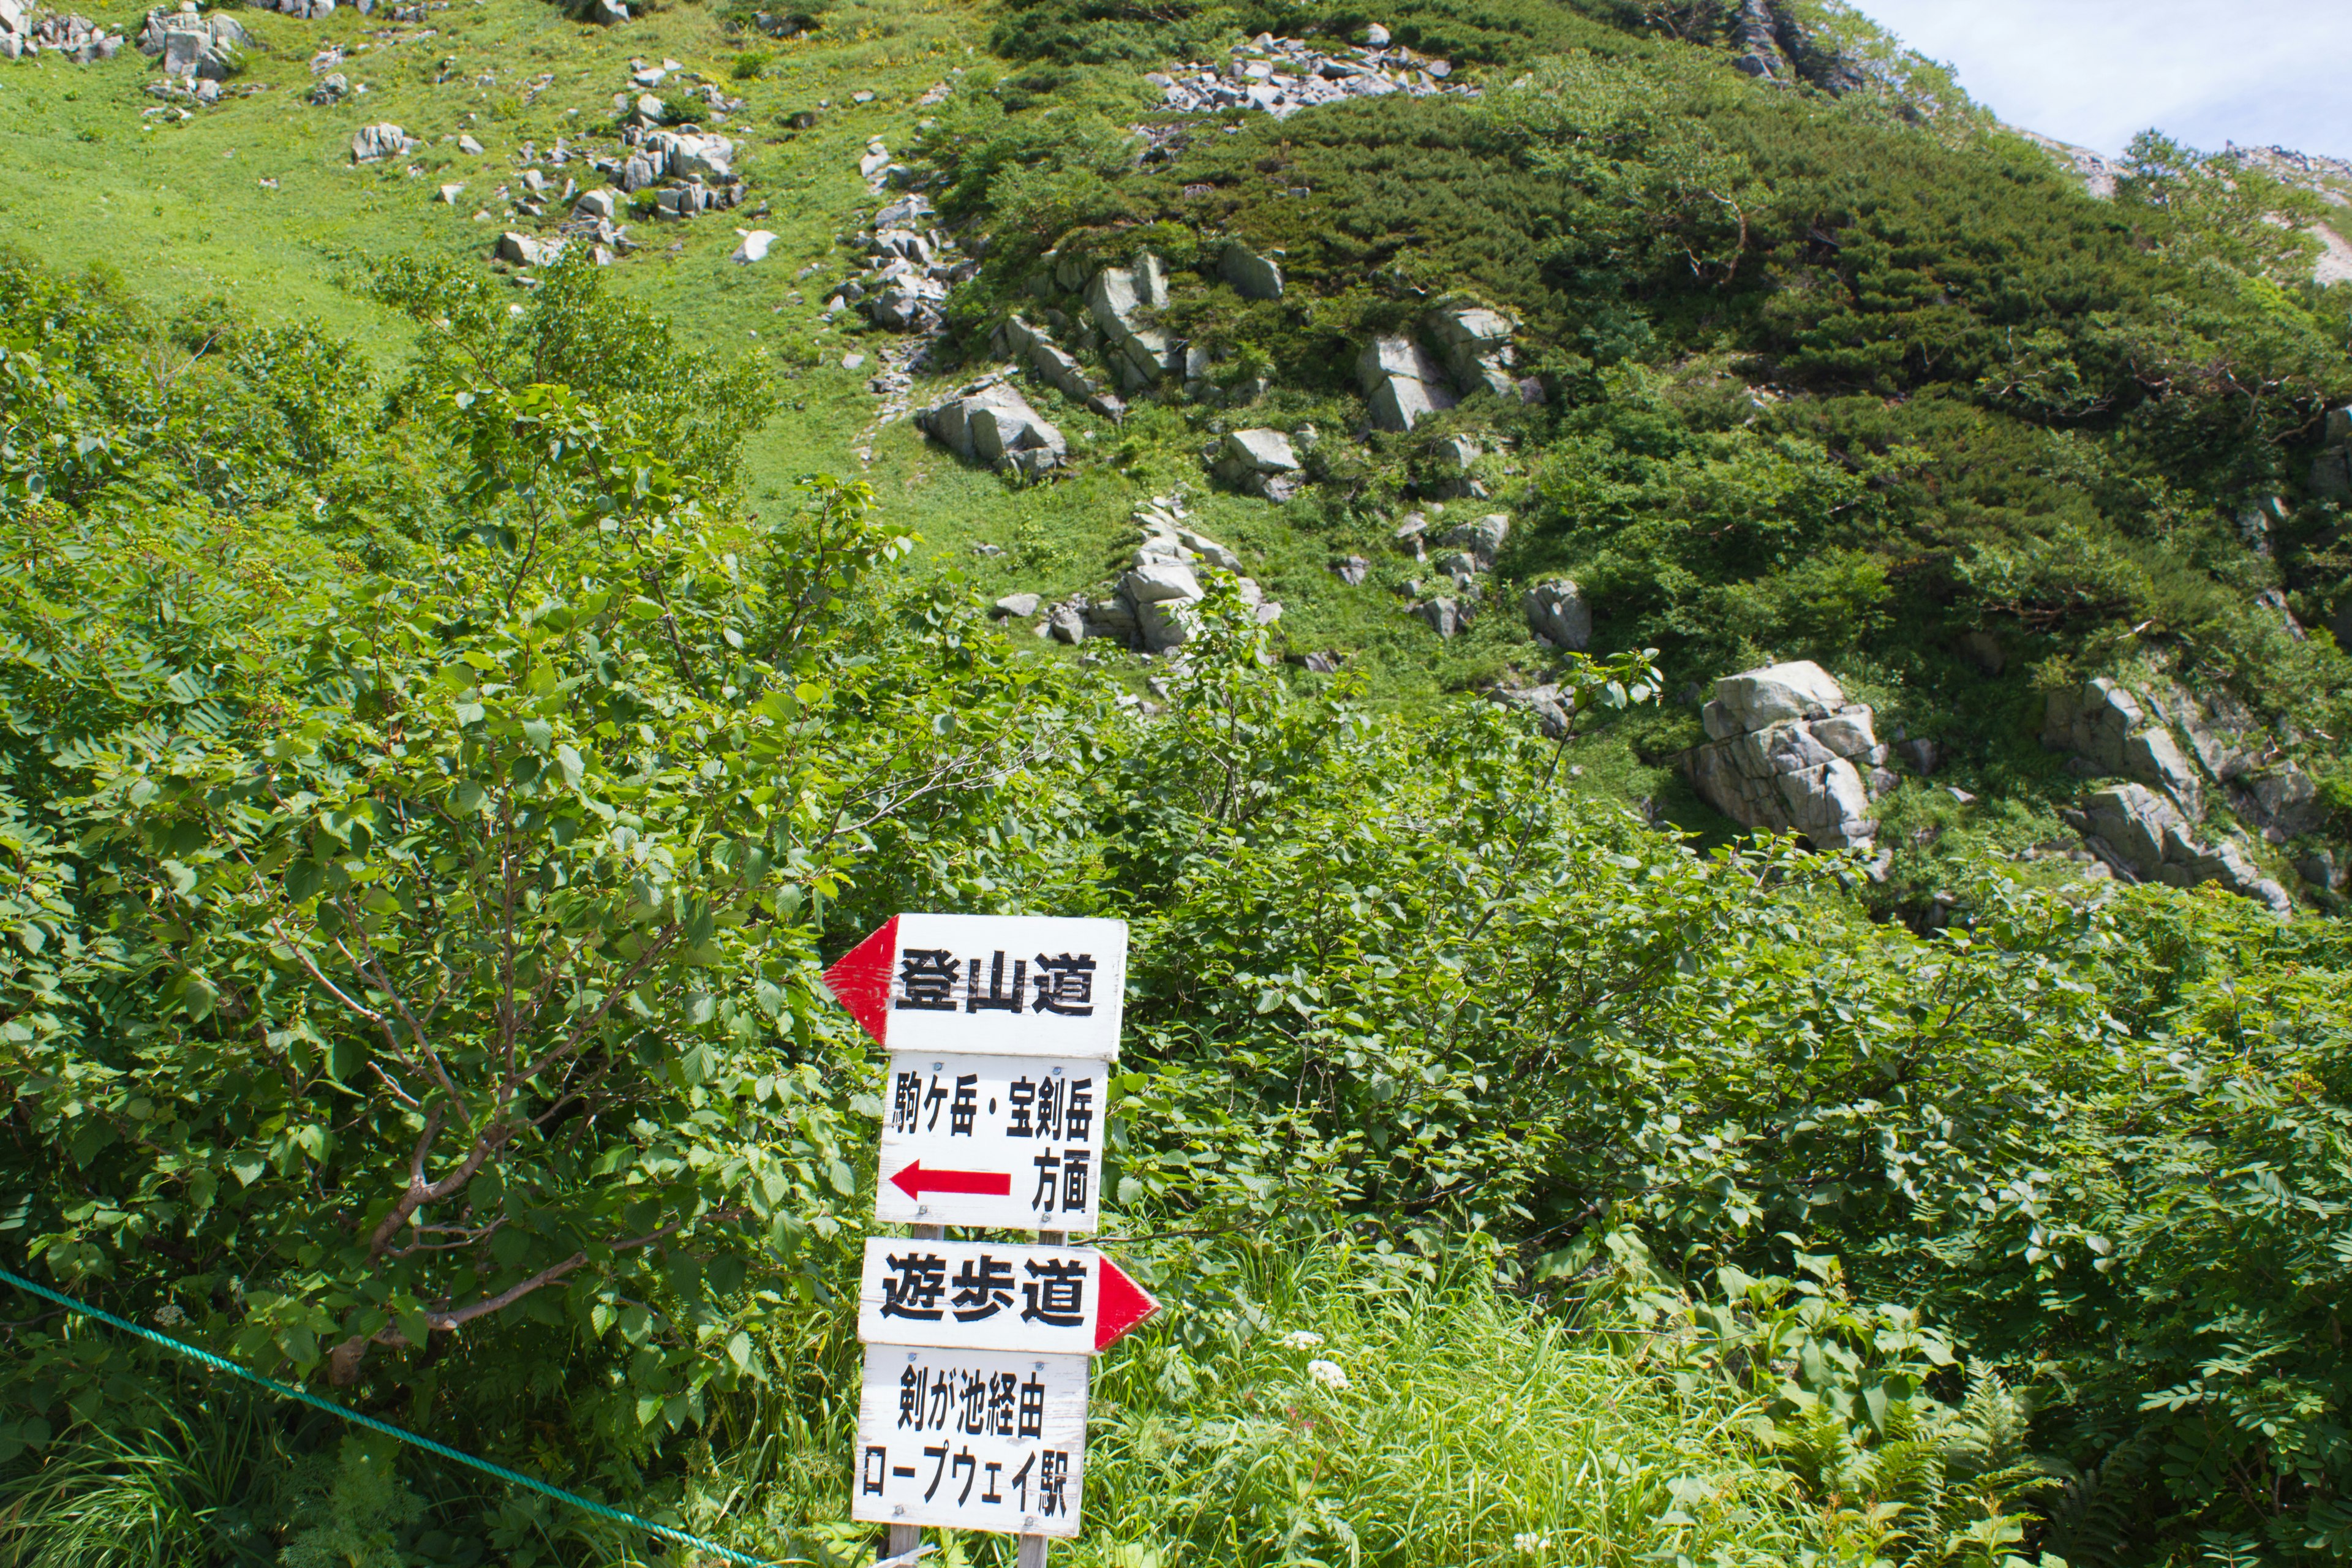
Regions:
[[1681, 660, 1890, 854], [1142, 28, 1475, 120], [2, 0, 123, 59], [1011, 495, 1281, 655]]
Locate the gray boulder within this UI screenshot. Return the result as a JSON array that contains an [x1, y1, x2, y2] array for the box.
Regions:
[[1214, 427, 1303, 500], [1085, 260, 1180, 391], [1522, 578, 1591, 650], [1682, 660, 1883, 850], [1414, 597, 1467, 638], [1121, 559, 1205, 652], [2075, 784, 2292, 914], [1356, 335, 1455, 432], [2229, 766, 2328, 843], [990, 593, 1041, 620], [1705, 659, 1848, 736], [1488, 683, 1572, 738], [494, 232, 566, 267], [1221, 241, 1284, 300], [1436, 513, 1507, 571], [1221, 427, 1297, 473], [352, 123, 418, 163], [1425, 300, 1518, 398], [917, 382, 1068, 477]]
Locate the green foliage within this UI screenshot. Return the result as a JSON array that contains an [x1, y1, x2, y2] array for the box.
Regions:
[[0, 256, 1102, 1555], [1077, 1245, 1817, 1567]]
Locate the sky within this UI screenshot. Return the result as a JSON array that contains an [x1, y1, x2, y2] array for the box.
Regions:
[[1841, 1, 2352, 160]]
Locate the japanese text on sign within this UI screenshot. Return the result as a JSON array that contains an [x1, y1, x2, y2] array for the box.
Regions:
[[877, 1054, 1102, 1232], [821, 914, 1129, 1059], [855, 1239, 1158, 1357], [851, 1344, 1088, 1539]]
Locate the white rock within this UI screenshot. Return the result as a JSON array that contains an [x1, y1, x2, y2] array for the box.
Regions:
[[1222, 427, 1298, 473], [1714, 661, 1847, 729], [1522, 578, 1590, 650], [1437, 514, 1507, 570], [731, 228, 776, 264], [350, 123, 415, 163]]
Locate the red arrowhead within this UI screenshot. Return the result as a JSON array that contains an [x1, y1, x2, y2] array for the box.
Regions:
[[1095, 1256, 1159, 1351], [887, 1161, 1012, 1199], [821, 916, 898, 1046]]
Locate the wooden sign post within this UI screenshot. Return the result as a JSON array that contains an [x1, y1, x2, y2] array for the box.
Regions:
[[824, 916, 1153, 1568]]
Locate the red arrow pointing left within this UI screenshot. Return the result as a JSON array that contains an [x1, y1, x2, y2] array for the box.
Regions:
[[888, 1160, 1012, 1199], [821, 916, 898, 1047]]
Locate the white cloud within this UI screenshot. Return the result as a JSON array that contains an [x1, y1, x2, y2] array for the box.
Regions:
[[1842, 0, 2352, 159]]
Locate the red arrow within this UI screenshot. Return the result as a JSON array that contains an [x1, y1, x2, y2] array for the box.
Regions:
[[821, 916, 899, 1046], [1094, 1255, 1160, 1351], [888, 1160, 1012, 1199]]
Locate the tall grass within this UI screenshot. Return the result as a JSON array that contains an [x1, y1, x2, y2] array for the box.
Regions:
[[1063, 1247, 1809, 1568], [684, 1243, 1814, 1568], [0, 1394, 293, 1568]]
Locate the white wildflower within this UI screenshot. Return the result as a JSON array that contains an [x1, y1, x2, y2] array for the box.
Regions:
[[1280, 1330, 1325, 1349], [152, 1303, 186, 1327], [1306, 1358, 1350, 1391], [1513, 1533, 1553, 1554]]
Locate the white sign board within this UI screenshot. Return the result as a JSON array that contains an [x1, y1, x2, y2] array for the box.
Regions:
[[852, 1344, 1088, 1539], [822, 914, 1128, 1060], [855, 1238, 1159, 1357], [876, 1052, 1104, 1232]]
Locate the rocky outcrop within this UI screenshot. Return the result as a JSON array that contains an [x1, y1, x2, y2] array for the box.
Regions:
[[1681, 661, 1888, 851], [1357, 304, 1536, 431], [351, 123, 420, 163], [1041, 496, 1280, 653], [1487, 682, 1573, 737], [916, 380, 1066, 478], [141, 4, 239, 79], [1213, 428, 1303, 502], [1728, 0, 1867, 94], [4, 2, 122, 60], [2042, 678, 2203, 818], [1400, 513, 1506, 636], [825, 194, 971, 337], [2045, 672, 2329, 849], [997, 316, 1123, 420], [1357, 336, 1457, 433], [1522, 578, 1591, 650], [1221, 241, 1284, 301], [1086, 255, 1182, 393], [2067, 785, 2292, 915], [1426, 301, 1519, 399], [1145, 30, 1479, 119], [1431, 513, 1506, 579]]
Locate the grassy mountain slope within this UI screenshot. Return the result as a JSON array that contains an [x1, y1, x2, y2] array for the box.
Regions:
[[8, 0, 2350, 908]]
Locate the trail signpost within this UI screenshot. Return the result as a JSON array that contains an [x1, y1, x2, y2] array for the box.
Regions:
[[824, 914, 1153, 1566]]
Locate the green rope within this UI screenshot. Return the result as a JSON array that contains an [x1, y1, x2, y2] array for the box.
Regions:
[[0, 1265, 784, 1567]]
